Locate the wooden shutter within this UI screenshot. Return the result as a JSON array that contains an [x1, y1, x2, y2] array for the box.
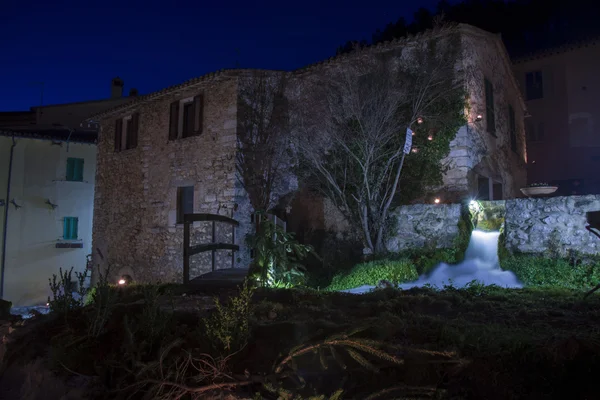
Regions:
[[76, 158, 84, 181], [66, 158, 75, 181], [131, 112, 139, 148], [72, 217, 78, 239], [114, 118, 123, 151], [193, 94, 203, 135], [169, 101, 179, 140]]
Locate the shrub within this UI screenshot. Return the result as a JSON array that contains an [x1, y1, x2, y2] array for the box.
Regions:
[[502, 255, 600, 289], [48, 267, 88, 314], [203, 280, 255, 353], [327, 259, 418, 291], [247, 214, 312, 287]]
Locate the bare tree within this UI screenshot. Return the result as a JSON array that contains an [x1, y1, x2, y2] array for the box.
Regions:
[[236, 71, 292, 213], [293, 26, 465, 254]]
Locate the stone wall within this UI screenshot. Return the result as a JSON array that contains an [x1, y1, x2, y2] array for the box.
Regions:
[[93, 73, 247, 284], [505, 195, 600, 255], [384, 195, 600, 257], [385, 204, 462, 252], [441, 27, 527, 201]]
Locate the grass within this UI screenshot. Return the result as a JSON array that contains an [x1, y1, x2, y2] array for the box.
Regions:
[[325, 249, 600, 293], [327, 259, 418, 290], [4, 281, 600, 399]]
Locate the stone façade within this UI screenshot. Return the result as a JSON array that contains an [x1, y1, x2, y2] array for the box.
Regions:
[[91, 24, 529, 283], [92, 73, 251, 283]]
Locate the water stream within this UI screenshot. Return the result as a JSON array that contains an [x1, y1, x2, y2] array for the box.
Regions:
[[344, 230, 522, 294]]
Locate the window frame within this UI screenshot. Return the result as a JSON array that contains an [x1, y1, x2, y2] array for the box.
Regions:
[[169, 94, 204, 141], [114, 113, 139, 152]]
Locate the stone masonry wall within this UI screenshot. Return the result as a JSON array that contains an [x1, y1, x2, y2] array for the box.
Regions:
[[384, 195, 600, 257], [505, 195, 600, 256], [441, 27, 527, 201], [93, 74, 247, 284], [385, 204, 462, 252]]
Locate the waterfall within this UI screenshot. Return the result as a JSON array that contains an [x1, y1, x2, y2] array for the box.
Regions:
[[399, 230, 522, 289]]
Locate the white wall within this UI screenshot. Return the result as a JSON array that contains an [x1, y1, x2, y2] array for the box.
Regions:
[[0, 136, 96, 306]]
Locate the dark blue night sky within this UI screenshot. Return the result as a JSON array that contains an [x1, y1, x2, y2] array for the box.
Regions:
[[0, 0, 440, 111]]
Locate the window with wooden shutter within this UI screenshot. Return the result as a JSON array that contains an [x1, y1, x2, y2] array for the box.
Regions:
[[66, 158, 84, 181], [176, 186, 194, 224], [484, 78, 496, 135], [114, 118, 123, 151], [169, 101, 179, 140], [125, 118, 133, 149], [182, 102, 195, 138], [63, 217, 79, 240], [508, 105, 517, 153], [129, 112, 139, 148], [193, 94, 203, 135]]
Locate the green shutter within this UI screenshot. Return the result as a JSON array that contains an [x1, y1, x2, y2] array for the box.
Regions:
[[72, 217, 78, 239], [63, 217, 78, 239], [63, 218, 70, 239], [67, 158, 83, 182], [66, 158, 84, 181], [75, 159, 84, 181], [66, 158, 74, 181]]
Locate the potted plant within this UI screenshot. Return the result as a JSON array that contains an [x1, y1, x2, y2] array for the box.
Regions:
[[520, 182, 558, 197]]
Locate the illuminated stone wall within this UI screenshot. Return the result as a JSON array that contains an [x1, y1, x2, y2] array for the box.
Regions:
[[504, 195, 600, 256], [385, 204, 463, 252], [385, 195, 600, 257]]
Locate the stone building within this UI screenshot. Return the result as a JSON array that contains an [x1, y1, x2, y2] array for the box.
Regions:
[[513, 37, 600, 195], [0, 78, 136, 307], [90, 24, 527, 282]]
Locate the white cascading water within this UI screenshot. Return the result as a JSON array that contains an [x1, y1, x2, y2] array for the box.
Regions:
[[344, 230, 522, 294], [399, 230, 522, 290]]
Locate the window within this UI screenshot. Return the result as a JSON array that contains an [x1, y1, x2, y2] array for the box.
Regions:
[[484, 78, 495, 135], [508, 105, 517, 153], [63, 217, 78, 240], [169, 94, 204, 140], [66, 158, 84, 181], [525, 70, 543, 100], [176, 186, 194, 224], [526, 120, 545, 142], [114, 113, 139, 152], [493, 183, 503, 200], [477, 176, 490, 200], [182, 102, 195, 138]]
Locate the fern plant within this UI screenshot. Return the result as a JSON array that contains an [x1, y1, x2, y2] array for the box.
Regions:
[[247, 212, 312, 287]]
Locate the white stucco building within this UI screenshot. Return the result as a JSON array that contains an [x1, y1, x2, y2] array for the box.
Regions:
[[0, 77, 137, 307], [0, 132, 96, 306]]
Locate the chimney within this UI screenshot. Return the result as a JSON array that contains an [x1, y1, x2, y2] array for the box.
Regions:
[[129, 88, 138, 97], [111, 77, 124, 98]]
